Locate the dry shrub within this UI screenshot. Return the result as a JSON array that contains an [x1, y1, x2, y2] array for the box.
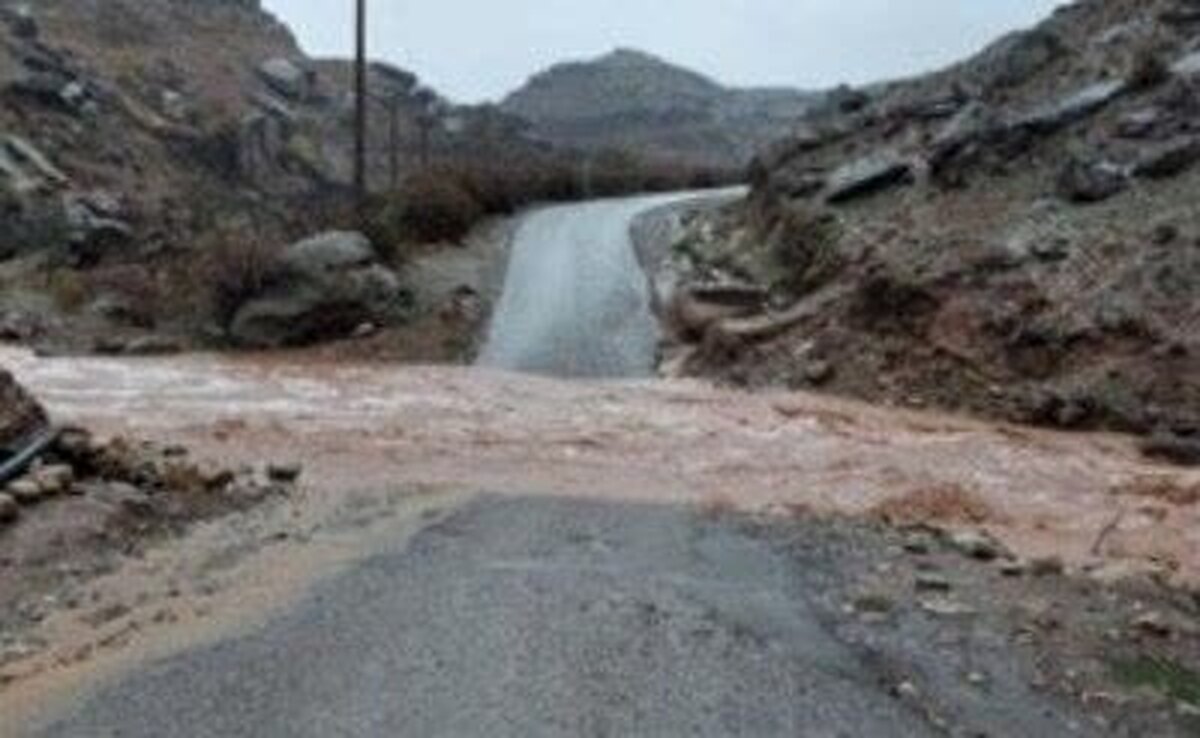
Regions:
[[46, 269, 89, 313], [89, 265, 163, 328], [367, 153, 743, 251], [372, 170, 484, 246], [191, 222, 283, 328], [871, 484, 1002, 526]]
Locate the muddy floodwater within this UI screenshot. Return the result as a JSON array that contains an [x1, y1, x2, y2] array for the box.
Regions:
[[4, 341, 1197, 585]]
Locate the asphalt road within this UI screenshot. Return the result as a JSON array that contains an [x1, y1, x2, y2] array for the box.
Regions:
[[31, 495, 1088, 737]]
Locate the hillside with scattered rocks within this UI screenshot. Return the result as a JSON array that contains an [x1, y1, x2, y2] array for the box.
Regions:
[[502, 48, 819, 168], [661, 0, 1200, 458]]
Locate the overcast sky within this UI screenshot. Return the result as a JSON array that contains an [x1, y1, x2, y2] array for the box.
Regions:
[[262, 0, 1066, 103]]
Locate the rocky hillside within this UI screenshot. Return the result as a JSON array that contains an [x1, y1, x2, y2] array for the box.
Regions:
[[502, 48, 819, 168], [0, 0, 554, 355], [664, 0, 1200, 457]]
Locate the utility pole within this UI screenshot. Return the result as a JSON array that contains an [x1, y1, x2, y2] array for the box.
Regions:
[[353, 0, 368, 206], [387, 94, 400, 191]]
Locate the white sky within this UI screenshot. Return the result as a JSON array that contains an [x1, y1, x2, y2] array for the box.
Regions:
[[262, 0, 1068, 103]]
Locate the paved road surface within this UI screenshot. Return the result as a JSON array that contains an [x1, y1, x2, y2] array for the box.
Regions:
[[32, 496, 1084, 737]]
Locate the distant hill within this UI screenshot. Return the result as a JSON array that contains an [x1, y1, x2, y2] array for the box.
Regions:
[[501, 49, 821, 168]]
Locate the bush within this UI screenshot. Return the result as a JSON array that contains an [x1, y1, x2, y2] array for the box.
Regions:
[[378, 171, 484, 246], [47, 269, 89, 313], [363, 154, 745, 251], [193, 223, 283, 328]]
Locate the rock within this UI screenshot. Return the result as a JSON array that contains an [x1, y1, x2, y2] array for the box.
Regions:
[[229, 231, 407, 348], [920, 598, 978, 618], [1131, 611, 1172, 638], [948, 530, 1004, 561], [267, 463, 302, 483], [1015, 80, 1127, 135], [4, 136, 68, 187], [61, 192, 134, 266], [257, 58, 313, 101], [0, 492, 18, 523], [1000, 561, 1028, 577], [802, 360, 835, 386], [1132, 137, 1200, 179], [53, 427, 95, 460], [825, 152, 914, 203], [32, 464, 73, 496], [7, 478, 42, 505], [915, 573, 952, 592], [1140, 431, 1200, 467], [1057, 158, 1127, 203]]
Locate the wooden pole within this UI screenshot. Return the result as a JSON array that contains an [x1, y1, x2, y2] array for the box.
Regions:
[[388, 96, 400, 191], [354, 0, 368, 205]]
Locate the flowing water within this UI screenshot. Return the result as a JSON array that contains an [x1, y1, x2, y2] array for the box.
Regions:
[[479, 192, 709, 378]]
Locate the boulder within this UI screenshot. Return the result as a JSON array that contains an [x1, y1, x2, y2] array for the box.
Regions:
[[1057, 158, 1128, 203], [1014, 80, 1126, 135], [257, 58, 313, 101], [825, 153, 914, 203], [229, 231, 407, 348]]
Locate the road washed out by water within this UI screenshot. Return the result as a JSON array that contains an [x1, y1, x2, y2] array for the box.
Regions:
[[3, 193, 1199, 736]]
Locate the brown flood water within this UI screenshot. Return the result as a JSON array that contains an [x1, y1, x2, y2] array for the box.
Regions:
[[3, 344, 1198, 584]]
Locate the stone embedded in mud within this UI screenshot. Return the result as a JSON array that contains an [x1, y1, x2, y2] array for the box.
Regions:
[[267, 463, 302, 483], [7, 478, 42, 505]]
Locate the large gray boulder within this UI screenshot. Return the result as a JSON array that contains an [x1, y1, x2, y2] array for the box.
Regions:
[[229, 231, 406, 348]]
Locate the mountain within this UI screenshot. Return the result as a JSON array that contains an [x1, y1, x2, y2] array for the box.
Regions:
[[664, 0, 1200, 449], [501, 48, 820, 168]]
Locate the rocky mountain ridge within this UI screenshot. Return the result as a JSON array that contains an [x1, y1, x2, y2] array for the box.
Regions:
[[502, 48, 820, 167]]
